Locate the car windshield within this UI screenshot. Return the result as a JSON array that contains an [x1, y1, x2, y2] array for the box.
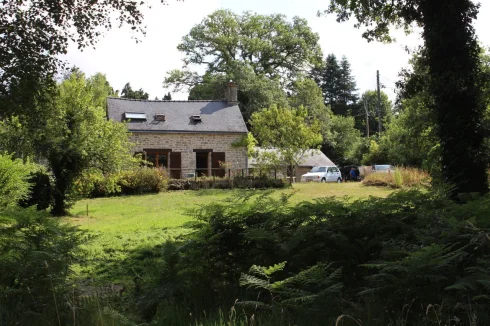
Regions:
[[310, 166, 325, 173], [377, 165, 390, 171]]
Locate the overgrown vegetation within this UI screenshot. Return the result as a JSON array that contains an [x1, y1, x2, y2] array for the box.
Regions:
[[362, 167, 431, 188], [110, 189, 490, 325]]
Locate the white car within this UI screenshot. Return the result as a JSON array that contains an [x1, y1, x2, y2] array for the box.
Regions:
[[301, 166, 342, 183]]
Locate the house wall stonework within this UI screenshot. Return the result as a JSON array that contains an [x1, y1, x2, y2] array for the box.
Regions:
[[131, 132, 248, 171]]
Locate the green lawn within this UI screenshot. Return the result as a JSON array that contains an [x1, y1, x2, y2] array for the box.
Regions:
[[64, 183, 392, 284]]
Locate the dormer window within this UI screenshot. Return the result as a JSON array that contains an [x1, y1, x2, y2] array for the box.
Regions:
[[155, 114, 166, 121], [124, 112, 146, 121], [192, 115, 202, 122]]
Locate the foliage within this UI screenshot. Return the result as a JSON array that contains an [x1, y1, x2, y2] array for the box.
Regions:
[[143, 189, 490, 324], [356, 90, 393, 135], [121, 82, 149, 100], [310, 54, 358, 116], [0, 207, 84, 325], [323, 114, 363, 166], [73, 167, 170, 198], [362, 167, 431, 188], [0, 0, 158, 135], [361, 139, 388, 166], [118, 167, 169, 195], [39, 71, 135, 215], [183, 64, 288, 120], [0, 153, 34, 210], [323, 0, 488, 196], [162, 92, 172, 100], [19, 166, 53, 211], [172, 9, 322, 84], [250, 105, 323, 181]]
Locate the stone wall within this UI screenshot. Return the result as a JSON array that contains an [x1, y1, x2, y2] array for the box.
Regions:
[[131, 132, 248, 171]]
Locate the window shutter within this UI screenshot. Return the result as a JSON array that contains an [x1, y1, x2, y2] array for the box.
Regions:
[[211, 152, 226, 178], [170, 152, 181, 179]]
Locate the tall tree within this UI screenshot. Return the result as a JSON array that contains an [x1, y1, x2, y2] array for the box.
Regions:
[[41, 72, 135, 216], [121, 82, 149, 100], [323, 0, 489, 195], [163, 92, 172, 100], [172, 10, 322, 84], [310, 54, 358, 116]]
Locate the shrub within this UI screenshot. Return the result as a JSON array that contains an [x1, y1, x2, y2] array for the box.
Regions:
[[118, 167, 169, 195], [19, 166, 53, 210], [362, 167, 430, 188], [72, 169, 122, 198], [0, 153, 34, 210]]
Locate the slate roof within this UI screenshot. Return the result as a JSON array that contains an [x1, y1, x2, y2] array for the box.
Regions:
[[248, 148, 336, 167], [106, 98, 248, 134]]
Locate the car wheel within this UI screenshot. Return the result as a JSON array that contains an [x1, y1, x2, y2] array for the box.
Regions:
[[321, 178, 326, 183], [337, 178, 342, 183]]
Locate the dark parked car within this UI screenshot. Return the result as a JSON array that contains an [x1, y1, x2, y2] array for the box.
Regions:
[[341, 165, 361, 182]]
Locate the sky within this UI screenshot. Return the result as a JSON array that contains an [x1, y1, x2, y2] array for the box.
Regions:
[[61, 0, 490, 102]]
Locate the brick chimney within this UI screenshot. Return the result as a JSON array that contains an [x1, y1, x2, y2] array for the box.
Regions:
[[225, 81, 238, 104]]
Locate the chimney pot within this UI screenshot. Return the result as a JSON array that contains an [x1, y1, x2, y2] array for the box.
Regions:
[[225, 81, 238, 104]]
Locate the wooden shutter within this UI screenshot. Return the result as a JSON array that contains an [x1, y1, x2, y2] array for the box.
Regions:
[[169, 152, 181, 179], [211, 152, 226, 178]]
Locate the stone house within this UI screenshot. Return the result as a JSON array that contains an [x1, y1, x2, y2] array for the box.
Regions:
[[106, 82, 248, 179]]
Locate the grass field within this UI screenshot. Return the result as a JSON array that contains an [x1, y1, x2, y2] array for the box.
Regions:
[[64, 183, 392, 284]]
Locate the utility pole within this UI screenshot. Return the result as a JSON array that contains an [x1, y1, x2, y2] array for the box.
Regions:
[[364, 97, 370, 137], [376, 70, 382, 134]]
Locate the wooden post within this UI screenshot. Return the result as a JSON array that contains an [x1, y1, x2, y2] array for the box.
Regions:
[[86, 204, 88, 216]]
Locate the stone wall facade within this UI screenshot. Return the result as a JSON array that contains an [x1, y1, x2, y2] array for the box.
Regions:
[[131, 132, 248, 171]]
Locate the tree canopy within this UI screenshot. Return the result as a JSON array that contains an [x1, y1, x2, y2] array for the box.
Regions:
[[174, 10, 322, 83], [310, 54, 358, 116], [121, 83, 150, 100]]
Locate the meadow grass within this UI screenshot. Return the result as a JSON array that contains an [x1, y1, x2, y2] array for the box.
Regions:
[[64, 183, 392, 284]]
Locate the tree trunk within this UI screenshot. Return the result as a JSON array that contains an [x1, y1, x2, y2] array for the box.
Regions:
[[51, 189, 68, 217], [420, 0, 488, 196]]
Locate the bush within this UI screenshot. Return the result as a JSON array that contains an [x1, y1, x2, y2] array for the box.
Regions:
[[0, 153, 34, 210], [362, 167, 430, 188], [118, 167, 169, 195], [19, 166, 53, 210]]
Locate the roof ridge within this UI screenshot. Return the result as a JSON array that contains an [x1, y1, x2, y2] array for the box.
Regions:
[[107, 97, 227, 103]]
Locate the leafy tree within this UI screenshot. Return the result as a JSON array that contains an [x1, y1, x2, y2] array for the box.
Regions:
[[163, 92, 172, 100], [121, 82, 149, 100], [164, 9, 321, 119], [250, 105, 323, 184], [355, 90, 393, 135], [173, 10, 322, 83], [323, 0, 488, 195], [380, 94, 438, 170], [40, 72, 135, 216], [323, 115, 363, 166]]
